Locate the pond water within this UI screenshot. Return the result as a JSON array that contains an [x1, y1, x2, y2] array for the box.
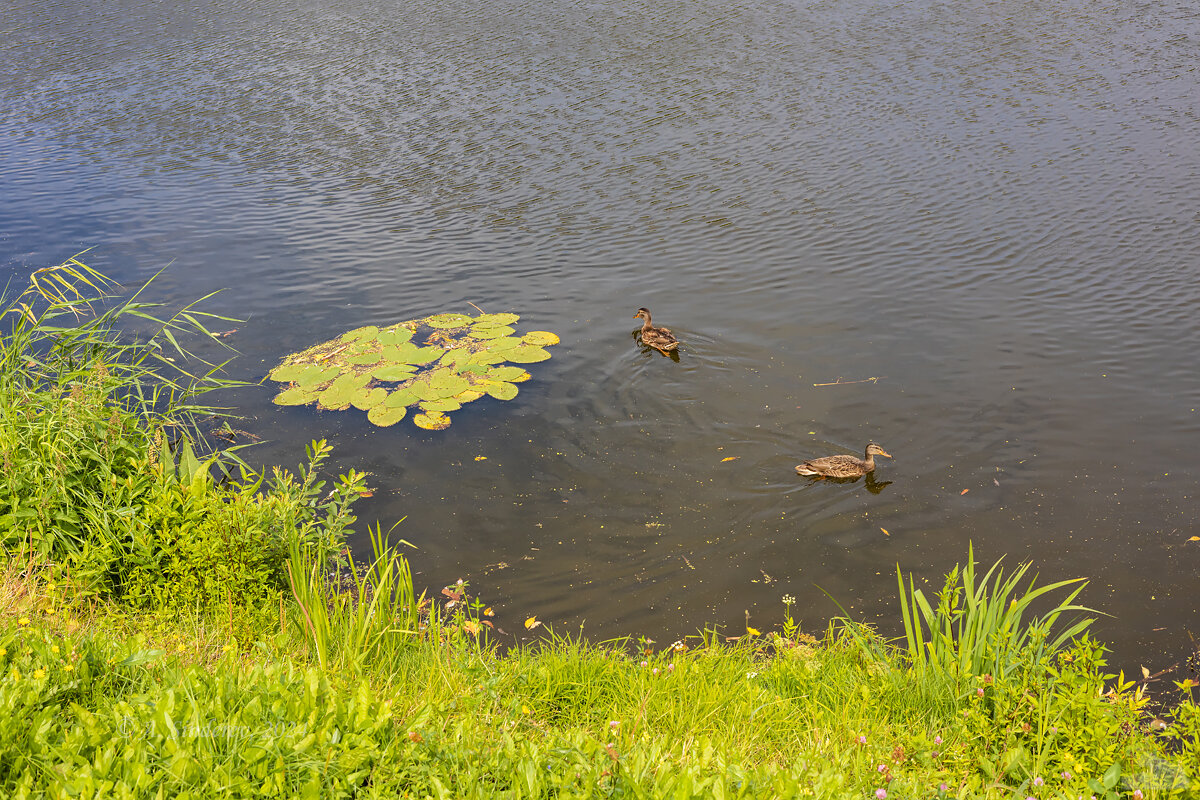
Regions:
[[3, 0, 1198, 671]]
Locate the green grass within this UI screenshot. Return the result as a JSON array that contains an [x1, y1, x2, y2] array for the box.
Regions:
[[0, 257, 1197, 798]]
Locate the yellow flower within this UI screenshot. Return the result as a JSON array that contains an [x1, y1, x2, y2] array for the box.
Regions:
[[10, 669, 20, 681], [51, 645, 60, 654], [18, 617, 29, 626], [0, 648, 6, 657], [33, 669, 45, 680], [64, 664, 74, 672]]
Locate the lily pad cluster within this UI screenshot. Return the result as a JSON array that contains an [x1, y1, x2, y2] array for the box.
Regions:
[[268, 312, 559, 430]]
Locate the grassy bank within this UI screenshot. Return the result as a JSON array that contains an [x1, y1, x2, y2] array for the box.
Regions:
[[1, 259, 1197, 798]]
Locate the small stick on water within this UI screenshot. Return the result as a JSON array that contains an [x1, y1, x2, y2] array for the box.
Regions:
[[466, 301, 486, 314], [812, 376, 885, 387]]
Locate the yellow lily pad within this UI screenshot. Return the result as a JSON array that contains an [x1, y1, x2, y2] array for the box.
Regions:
[[413, 411, 451, 430], [522, 331, 560, 346]]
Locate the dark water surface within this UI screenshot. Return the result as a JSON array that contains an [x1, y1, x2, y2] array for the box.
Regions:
[[3, 0, 1198, 670]]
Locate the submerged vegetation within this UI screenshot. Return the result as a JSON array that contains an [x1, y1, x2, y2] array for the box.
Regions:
[[1, 257, 1198, 797], [268, 312, 559, 430]]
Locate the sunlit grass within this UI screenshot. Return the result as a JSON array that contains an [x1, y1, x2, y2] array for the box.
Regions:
[[1, 257, 1197, 797]]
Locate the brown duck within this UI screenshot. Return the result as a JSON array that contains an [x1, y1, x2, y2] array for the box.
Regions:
[[795, 443, 892, 478], [633, 307, 679, 354]]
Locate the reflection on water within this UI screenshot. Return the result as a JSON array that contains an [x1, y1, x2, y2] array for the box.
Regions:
[[1, 0, 1199, 672]]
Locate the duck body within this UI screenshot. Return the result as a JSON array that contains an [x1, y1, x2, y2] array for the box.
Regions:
[[634, 308, 679, 353], [796, 443, 892, 478]]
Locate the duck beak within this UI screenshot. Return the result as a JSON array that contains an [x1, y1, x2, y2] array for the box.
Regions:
[[879, 450, 893, 459]]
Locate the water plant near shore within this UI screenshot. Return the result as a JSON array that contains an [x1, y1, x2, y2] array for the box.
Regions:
[[268, 312, 559, 430]]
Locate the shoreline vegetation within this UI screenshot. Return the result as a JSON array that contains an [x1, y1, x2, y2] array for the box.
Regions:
[[1, 258, 1197, 798]]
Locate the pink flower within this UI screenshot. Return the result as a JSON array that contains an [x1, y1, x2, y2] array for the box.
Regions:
[[939, 784, 948, 793], [640, 661, 648, 667], [1034, 777, 1043, 786], [877, 763, 887, 773], [652, 667, 659, 675], [1132, 791, 1143, 800], [934, 735, 942, 744], [977, 687, 985, 697], [1060, 771, 1072, 780], [875, 790, 887, 800], [857, 735, 867, 745], [608, 721, 620, 730]]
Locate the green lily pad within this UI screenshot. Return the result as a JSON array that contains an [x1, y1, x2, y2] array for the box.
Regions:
[[505, 346, 551, 364], [377, 327, 415, 347], [429, 370, 470, 394], [296, 365, 340, 388], [268, 362, 310, 382], [341, 325, 379, 342], [420, 399, 462, 413], [440, 347, 472, 367], [473, 312, 520, 326], [385, 388, 419, 408], [273, 386, 317, 406], [373, 364, 418, 381], [425, 313, 474, 329], [484, 381, 519, 401], [469, 325, 516, 339], [486, 366, 531, 383], [351, 387, 388, 411], [368, 404, 407, 427], [349, 351, 381, 365], [454, 389, 485, 403], [485, 336, 524, 351]]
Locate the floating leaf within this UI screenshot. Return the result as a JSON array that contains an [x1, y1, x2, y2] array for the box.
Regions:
[[454, 389, 485, 403], [429, 370, 470, 394], [467, 350, 508, 366], [485, 336, 524, 352], [440, 347, 472, 367], [469, 325, 516, 339], [349, 351, 381, 365], [484, 381, 519, 401], [318, 373, 369, 410], [273, 386, 316, 406], [352, 387, 388, 411], [426, 313, 474, 329], [522, 331, 560, 346], [506, 346, 551, 363], [373, 364, 418, 381], [413, 411, 451, 430], [409, 346, 444, 365], [475, 312, 520, 326], [377, 327, 415, 346], [485, 366, 529, 382], [421, 399, 461, 413], [525, 616, 541, 630], [341, 325, 379, 342], [368, 404, 407, 427], [296, 365, 340, 387], [269, 362, 311, 382], [385, 388, 419, 408]]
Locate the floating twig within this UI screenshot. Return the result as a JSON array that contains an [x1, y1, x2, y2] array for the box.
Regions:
[[812, 376, 885, 387], [466, 300, 486, 314]]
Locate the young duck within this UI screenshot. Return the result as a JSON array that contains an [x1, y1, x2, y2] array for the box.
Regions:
[[633, 307, 679, 354], [796, 443, 892, 478]]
